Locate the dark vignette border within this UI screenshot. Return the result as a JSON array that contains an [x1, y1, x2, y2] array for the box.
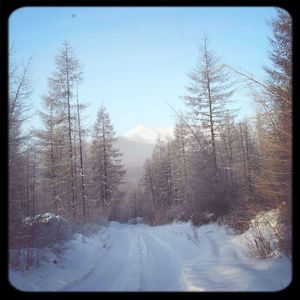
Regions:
[[0, 0, 298, 299]]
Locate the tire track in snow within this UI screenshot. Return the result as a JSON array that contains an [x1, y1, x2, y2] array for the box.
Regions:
[[139, 232, 187, 291], [108, 227, 186, 291], [109, 227, 142, 291], [109, 227, 187, 291], [137, 232, 147, 291]]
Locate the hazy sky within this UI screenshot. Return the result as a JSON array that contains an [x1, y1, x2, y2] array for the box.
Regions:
[[9, 6, 278, 136]]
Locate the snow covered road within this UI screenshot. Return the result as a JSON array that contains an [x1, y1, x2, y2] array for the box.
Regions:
[[10, 221, 292, 292], [65, 224, 186, 291]]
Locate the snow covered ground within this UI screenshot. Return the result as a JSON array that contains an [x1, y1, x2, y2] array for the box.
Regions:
[[9, 220, 291, 292]]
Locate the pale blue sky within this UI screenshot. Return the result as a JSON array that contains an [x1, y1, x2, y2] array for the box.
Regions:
[[9, 6, 278, 136]]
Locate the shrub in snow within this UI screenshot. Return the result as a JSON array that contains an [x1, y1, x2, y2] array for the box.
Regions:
[[245, 209, 285, 259], [190, 212, 216, 226], [21, 213, 73, 248]]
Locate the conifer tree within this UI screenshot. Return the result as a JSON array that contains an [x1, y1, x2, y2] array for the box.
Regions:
[[89, 104, 125, 217]]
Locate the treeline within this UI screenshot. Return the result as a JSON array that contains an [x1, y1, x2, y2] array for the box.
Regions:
[[124, 9, 292, 258], [9, 41, 126, 244]]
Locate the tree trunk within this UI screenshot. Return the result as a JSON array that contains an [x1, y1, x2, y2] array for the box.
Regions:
[[65, 48, 76, 217], [76, 87, 87, 222]]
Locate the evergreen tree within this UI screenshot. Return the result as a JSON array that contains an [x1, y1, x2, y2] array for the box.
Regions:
[[89, 104, 125, 217]]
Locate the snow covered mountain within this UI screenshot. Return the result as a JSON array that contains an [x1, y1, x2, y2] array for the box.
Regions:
[[115, 125, 174, 169], [115, 126, 174, 185], [122, 125, 174, 145]]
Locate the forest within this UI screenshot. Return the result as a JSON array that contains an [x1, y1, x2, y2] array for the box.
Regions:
[[8, 8, 292, 268]]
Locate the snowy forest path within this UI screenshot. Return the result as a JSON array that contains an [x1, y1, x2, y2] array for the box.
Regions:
[[10, 222, 291, 291], [64, 223, 187, 291]]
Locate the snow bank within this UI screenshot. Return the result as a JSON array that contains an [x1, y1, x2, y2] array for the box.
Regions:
[[9, 225, 110, 291]]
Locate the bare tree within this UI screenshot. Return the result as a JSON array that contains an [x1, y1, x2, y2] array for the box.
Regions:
[[35, 41, 83, 219], [9, 43, 32, 233], [75, 86, 88, 222], [144, 159, 157, 208], [184, 37, 234, 173], [51, 41, 83, 217]]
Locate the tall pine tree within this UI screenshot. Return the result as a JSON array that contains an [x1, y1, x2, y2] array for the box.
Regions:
[[89, 104, 125, 219]]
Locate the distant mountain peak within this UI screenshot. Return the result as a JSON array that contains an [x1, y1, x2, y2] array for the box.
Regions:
[[123, 125, 174, 145]]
